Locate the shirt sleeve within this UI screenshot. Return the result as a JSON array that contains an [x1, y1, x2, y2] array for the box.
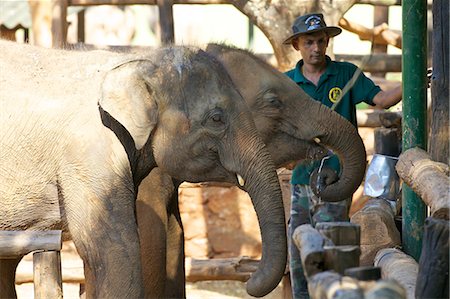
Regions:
[[350, 66, 382, 106]]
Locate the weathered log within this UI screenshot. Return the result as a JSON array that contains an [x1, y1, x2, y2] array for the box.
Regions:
[[415, 217, 449, 299], [185, 257, 259, 282], [33, 251, 63, 299], [292, 224, 329, 278], [365, 279, 407, 299], [323, 245, 360, 275], [16, 257, 261, 284], [308, 271, 364, 299], [0, 231, 62, 258], [335, 54, 401, 73], [396, 147, 450, 219], [350, 199, 401, 266], [374, 248, 418, 299], [356, 109, 402, 128], [315, 222, 360, 246]]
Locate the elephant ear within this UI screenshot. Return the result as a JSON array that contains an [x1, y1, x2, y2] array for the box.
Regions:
[[99, 60, 158, 150]]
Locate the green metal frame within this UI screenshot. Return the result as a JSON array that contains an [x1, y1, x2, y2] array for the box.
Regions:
[[401, 0, 428, 260]]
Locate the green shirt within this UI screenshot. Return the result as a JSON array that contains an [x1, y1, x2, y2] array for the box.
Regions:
[[285, 56, 381, 185]]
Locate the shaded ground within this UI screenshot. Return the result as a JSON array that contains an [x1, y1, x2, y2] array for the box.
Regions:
[[16, 280, 284, 299]]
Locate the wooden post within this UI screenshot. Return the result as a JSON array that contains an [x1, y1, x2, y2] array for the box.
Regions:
[[33, 251, 63, 299], [350, 199, 401, 266], [371, 5, 389, 77], [0, 231, 63, 298], [374, 248, 418, 299], [374, 127, 401, 156], [429, 0, 449, 164], [157, 0, 174, 45], [415, 217, 449, 299], [323, 245, 360, 275], [51, 0, 68, 48], [292, 224, 329, 278]]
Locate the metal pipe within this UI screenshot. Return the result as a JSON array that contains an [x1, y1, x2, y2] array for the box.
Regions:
[[401, 0, 428, 261]]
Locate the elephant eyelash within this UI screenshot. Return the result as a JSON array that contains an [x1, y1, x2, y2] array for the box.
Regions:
[[261, 91, 282, 109], [202, 108, 226, 127]]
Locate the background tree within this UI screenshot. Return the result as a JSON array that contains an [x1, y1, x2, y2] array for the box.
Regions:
[[231, 0, 357, 71]]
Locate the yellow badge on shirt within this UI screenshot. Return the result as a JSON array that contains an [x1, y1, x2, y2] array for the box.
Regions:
[[328, 87, 342, 103]]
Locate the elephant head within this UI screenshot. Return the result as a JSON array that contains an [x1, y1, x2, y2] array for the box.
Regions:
[[206, 44, 367, 202], [99, 46, 287, 297]]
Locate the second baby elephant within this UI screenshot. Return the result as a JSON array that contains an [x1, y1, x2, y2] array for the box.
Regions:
[[0, 41, 287, 299], [137, 44, 367, 298]]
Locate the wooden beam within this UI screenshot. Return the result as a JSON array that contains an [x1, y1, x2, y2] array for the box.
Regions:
[[374, 248, 418, 299], [365, 280, 407, 299], [16, 256, 260, 284], [395, 147, 450, 219], [356, 109, 402, 128], [335, 54, 401, 73], [185, 257, 259, 282], [0, 231, 62, 258], [350, 199, 401, 266], [292, 224, 328, 278]]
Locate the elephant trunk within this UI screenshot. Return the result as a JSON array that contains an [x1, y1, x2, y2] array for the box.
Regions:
[[221, 123, 287, 297], [295, 101, 367, 202]]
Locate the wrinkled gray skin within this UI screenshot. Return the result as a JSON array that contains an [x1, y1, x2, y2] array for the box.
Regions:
[[138, 44, 367, 298], [0, 41, 286, 299]]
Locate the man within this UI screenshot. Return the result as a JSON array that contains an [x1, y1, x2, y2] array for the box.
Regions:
[[283, 13, 402, 298]]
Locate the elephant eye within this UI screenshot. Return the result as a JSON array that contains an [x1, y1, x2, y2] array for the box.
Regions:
[[263, 91, 282, 108], [203, 108, 226, 128], [212, 112, 222, 122]]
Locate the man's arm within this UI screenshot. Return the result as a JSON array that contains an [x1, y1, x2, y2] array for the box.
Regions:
[[372, 83, 402, 109]]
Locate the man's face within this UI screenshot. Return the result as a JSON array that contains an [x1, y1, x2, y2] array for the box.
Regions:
[[293, 31, 329, 66]]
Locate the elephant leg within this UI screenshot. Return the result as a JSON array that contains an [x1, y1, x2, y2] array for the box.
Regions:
[[137, 168, 176, 299], [79, 261, 95, 299], [62, 183, 144, 298], [165, 192, 186, 299], [0, 257, 21, 299]]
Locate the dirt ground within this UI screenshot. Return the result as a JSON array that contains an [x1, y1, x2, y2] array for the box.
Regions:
[[16, 281, 284, 299], [14, 242, 286, 299]]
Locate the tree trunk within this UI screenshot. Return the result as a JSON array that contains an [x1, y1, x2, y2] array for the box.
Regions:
[[231, 0, 357, 71]]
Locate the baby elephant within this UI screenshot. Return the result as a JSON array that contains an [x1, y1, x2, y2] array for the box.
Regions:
[[0, 41, 286, 299]]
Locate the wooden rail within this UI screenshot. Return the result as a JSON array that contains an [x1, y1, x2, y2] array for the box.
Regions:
[[1, 230, 63, 299]]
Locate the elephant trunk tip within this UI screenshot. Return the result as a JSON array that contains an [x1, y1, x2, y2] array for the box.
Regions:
[[245, 244, 287, 297], [246, 271, 284, 298]]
